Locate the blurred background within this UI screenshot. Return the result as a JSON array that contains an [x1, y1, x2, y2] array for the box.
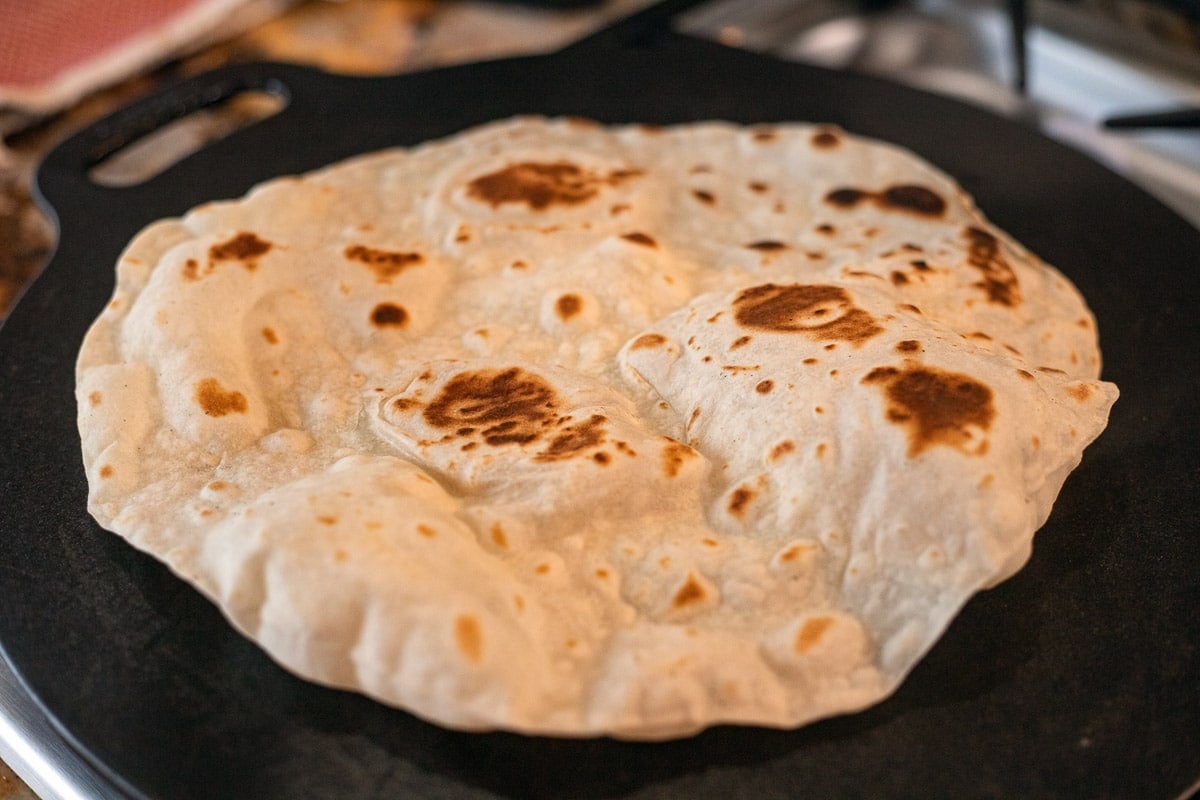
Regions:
[[0, 0, 1198, 796]]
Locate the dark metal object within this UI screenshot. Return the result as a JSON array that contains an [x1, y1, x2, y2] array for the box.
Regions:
[[1105, 105, 1200, 129], [1, 5, 1198, 799]]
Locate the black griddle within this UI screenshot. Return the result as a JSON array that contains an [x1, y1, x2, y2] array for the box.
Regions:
[[2, 3, 1198, 798]]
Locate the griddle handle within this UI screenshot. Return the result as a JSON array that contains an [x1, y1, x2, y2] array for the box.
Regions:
[[34, 63, 311, 212]]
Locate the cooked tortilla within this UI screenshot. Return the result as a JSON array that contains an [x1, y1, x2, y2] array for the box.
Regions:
[[76, 117, 1116, 738]]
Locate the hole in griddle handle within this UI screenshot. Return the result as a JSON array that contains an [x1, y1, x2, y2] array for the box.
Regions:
[[87, 89, 287, 188]]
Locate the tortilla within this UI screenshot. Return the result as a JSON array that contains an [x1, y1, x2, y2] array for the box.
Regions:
[[76, 117, 1117, 738]]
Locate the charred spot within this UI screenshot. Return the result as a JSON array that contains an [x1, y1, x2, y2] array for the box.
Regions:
[[732, 283, 883, 345], [672, 573, 708, 608], [910, 259, 931, 271], [748, 181, 770, 193], [423, 367, 559, 447], [621, 231, 658, 248], [466, 161, 641, 210], [194, 378, 248, 417], [454, 615, 483, 663], [964, 227, 1021, 306], [728, 485, 757, 517], [896, 340, 921, 353], [890, 270, 910, 286], [824, 185, 946, 217], [811, 129, 841, 149], [662, 439, 697, 477], [536, 414, 607, 462], [815, 223, 836, 235], [555, 293, 583, 321], [825, 188, 867, 208], [795, 617, 834, 653], [1066, 384, 1095, 402], [863, 365, 994, 457], [371, 303, 409, 328], [730, 335, 752, 350], [182, 258, 201, 281], [344, 245, 423, 283], [756, 379, 775, 394], [746, 240, 788, 251], [769, 440, 795, 462], [692, 189, 716, 205], [630, 333, 667, 350], [209, 231, 272, 263], [593, 451, 612, 464], [880, 185, 946, 216]]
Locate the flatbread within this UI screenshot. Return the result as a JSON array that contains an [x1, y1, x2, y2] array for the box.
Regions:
[[76, 117, 1117, 738]]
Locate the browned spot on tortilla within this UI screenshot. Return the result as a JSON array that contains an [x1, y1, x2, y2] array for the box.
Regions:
[[910, 259, 931, 271], [730, 335, 752, 350], [816, 442, 828, 458], [811, 129, 841, 149], [687, 407, 702, 430], [88, 391, 103, 407], [317, 515, 337, 525], [424, 367, 558, 447], [1017, 369, 1035, 380], [733, 283, 883, 345], [899, 303, 922, 315], [692, 189, 716, 205], [756, 379, 774, 394], [593, 452, 612, 464], [824, 185, 946, 217], [896, 340, 921, 353], [706, 311, 724, 323], [621, 231, 657, 247], [207, 481, 229, 491], [466, 161, 642, 210], [391, 397, 420, 413], [748, 181, 769, 193], [662, 439, 697, 477], [890, 271, 909, 286], [454, 225, 471, 243], [728, 485, 757, 517], [672, 573, 708, 608], [1037, 366, 1067, 375], [417, 524, 437, 538], [630, 333, 667, 350], [610, 203, 631, 216], [371, 303, 408, 328], [690, 164, 713, 174], [195, 378, 248, 417], [769, 440, 795, 462], [795, 617, 834, 653], [534, 563, 551, 575], [803, 357, 818, 365], [261, 327, 279, 344], [536, 414, 607, 462], [344, 244, 423, 283], [964, 227, 1020, 306], [752, 128, 778, 142], [182, 258, 200, 281], [454, 615, 483, 663], [815, 223, 836, 235], [490, 523, 508, 548], [210, 232, 272, 267], [555, 293, 583, 320], [98, 464, 114, 478], [863, 365, 995, 456], [1066, 384, 1094, 402], [746, 240, 788, 251], [779, 542, 816, 563]]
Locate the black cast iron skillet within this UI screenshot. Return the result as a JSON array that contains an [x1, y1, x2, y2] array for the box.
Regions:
[[2, 2, 1198, 798]]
